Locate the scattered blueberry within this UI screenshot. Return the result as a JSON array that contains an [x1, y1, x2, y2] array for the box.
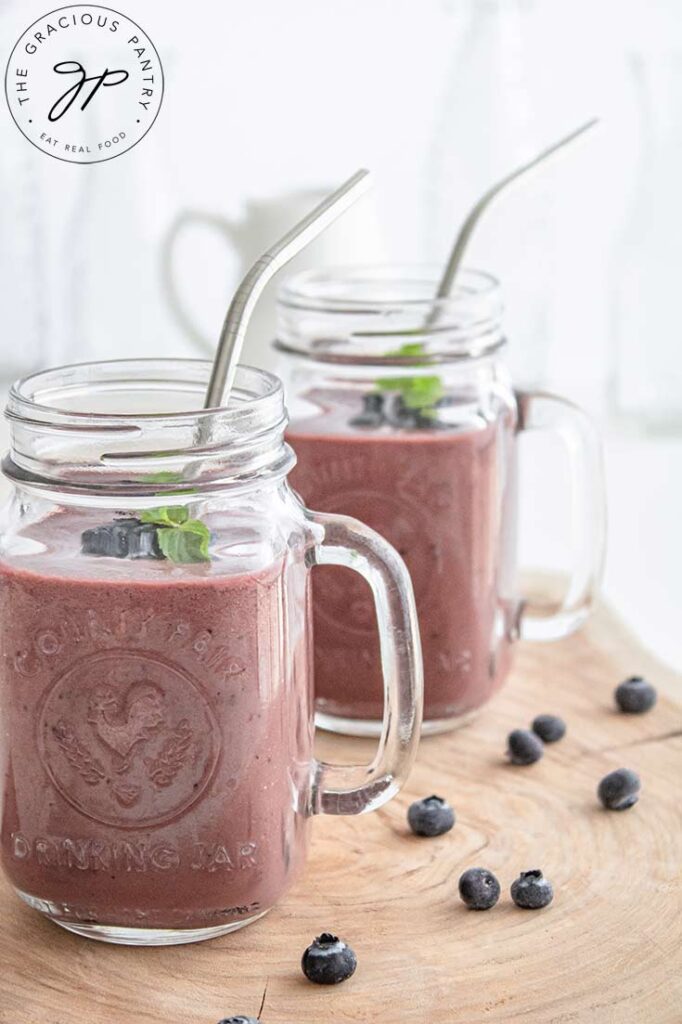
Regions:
[[349, 392, 385, 429], [506, 728, 544, 765], [458, 868, 501, 910], [598, 768, 641, 810], [614, 676, 657, 714], [217, 1018, 259, 1024], [407, 795, 456, 837], [301, 933, 357, 985], [532, 714, 566, 743], [510, 869, 554, 909]]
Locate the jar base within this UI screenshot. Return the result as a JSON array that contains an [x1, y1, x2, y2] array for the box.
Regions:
[[315, 708, 479, 737], [16, 888, 269, 946]]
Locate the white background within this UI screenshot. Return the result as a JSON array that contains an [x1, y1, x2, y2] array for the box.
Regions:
[[0, 0, 680, 672]]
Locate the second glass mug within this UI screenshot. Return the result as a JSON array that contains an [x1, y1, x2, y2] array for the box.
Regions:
[[276, 266, 607, 735], [0, 360, 422, 945]]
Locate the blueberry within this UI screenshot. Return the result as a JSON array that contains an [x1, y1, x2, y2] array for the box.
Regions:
[[414, 410, 443, 429], [458, 867, 501, 910], [349, 392, 384, 429], [507, 728, 544, 765], [128, 522, 164, 559], [407, 795, 456, 837], [510, 869, 554, 909], [217, 1018, 259, 1024], [349, 413, 384, 429], [362, 392, 384, 414], [301, 933, 357, 985], [531, 714, 566, 743], [81, 526, 108, 557], [81, 518, 166, 560], [384, 395, 421, 429], [615, 677, 657, 714], [81, 520, 135, 558], [598, 768, 641, 810]]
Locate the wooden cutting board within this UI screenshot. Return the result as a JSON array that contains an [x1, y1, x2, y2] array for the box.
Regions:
[[0, 601, 680, 1024]]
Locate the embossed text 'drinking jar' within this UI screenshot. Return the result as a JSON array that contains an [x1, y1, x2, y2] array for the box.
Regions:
[[277, 267, 606, 735], [0, 360, 422, 945]]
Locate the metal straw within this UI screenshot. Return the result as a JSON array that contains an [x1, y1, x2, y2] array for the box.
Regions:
[[434, 118, 599, 300], [204, 168, 371, 409]]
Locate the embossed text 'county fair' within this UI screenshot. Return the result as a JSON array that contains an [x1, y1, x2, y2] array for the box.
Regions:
[[14, 607, 246, 682], [11, 833, 258, 873]]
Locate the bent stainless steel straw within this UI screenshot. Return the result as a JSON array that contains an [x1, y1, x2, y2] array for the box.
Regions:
[[434, 118, 599, 300], [204, 168, 371, 409]]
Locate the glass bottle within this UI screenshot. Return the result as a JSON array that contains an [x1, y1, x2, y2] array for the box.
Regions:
[[610, 51, 682, 431]]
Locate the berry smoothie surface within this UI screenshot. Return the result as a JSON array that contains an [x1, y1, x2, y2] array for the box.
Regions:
[[287, 397, 518, 725], [0, 508, 312, 932]]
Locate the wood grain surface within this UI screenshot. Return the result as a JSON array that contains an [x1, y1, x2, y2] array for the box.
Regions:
[[1, 602, 680, 1024]]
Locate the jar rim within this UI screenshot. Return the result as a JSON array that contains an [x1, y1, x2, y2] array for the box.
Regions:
[[3, 360, 292, 498], [275, 265, 505, 364], [278, 264, 500, 315], [7, 358, 281, 425]]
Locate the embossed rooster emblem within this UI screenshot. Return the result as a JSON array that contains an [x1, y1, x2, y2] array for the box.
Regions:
[[87, 684, 164, 772]]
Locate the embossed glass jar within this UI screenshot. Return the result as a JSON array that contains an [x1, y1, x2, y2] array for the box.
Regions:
[[0, 359, 422, 945], [276, 266, 606, 735]]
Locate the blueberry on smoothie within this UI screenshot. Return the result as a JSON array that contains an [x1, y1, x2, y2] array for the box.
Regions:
[[349, 392, 385, 429], [383, 394, 422, 429], [598, 768, 641, 810], [458, 867, 501, 910], [128, 522, 164, 559], [378, 391, 445, 430], [614, 676, 657, 714], [510, 869, 554, 909], [81, 519, 139, 558], [506, 728, 544, 765], [301, 933, 357, 984], [531, 714, 566, 743], [407, 795, 456, 836]]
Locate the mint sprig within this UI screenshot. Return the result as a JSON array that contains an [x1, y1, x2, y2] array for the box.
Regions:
[[138, 505, 211, 564], [375, 342, 444, 417], [142, 471, 185, 485]]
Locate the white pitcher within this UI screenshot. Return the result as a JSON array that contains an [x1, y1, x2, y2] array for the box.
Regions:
[[161, 189, 387, 371]]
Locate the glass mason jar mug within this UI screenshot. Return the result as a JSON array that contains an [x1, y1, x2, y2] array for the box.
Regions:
[[0, 360, 422, 945], [277, 266, 606, 735]]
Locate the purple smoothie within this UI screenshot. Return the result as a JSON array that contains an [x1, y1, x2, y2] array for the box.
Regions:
[[0, 508, 312, 932], [287, 402, 518, 725]]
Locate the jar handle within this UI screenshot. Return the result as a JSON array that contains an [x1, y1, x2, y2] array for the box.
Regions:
[[307, 511, 423, 815], [516, 390, 607, 641]]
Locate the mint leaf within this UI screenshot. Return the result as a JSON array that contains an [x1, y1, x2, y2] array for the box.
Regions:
[[156, 519, 211, 564], [138, 506, 189, 527], [376, 342, 444, 415], [136, 470, 211, 562], [387, 342, 425, 357], [136, 505, 211, 563], [142, 471, 184, 484], [139, 471, 195, 497]]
